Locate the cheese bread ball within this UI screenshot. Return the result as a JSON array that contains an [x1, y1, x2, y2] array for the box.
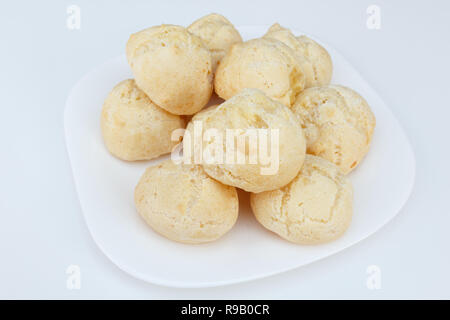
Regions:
[[188, 13, 243, 72], [264, 23, 333, 88], [292, 85, 376, 174], [126, 24, 213, 115], [134, 160, 239, 244], [100, 79, 185, 161], [184, 88, 306, 193], [214, 38, 305, 107], [251, 155, 353, 244]]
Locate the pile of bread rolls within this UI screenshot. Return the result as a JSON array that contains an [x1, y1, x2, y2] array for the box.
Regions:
[[101, 14, 376, 245]]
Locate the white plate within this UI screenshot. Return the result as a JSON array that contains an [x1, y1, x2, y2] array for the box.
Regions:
[[64, 26, 415, 288]]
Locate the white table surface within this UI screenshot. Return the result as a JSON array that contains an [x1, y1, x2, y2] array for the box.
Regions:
[[1, 0, 449, 299]]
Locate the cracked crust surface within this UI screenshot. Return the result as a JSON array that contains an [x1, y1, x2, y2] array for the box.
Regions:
[[134, 160, 239, 244], [292, 85, 376, 174], [184, 88, 306, 193], [250, 155, 353, 244], [214, 38, 305, 107], [263, 23, 333, 88], [100, 79, 185, 161], [188, 13, 242, 72], [126, 24, 213, 115]]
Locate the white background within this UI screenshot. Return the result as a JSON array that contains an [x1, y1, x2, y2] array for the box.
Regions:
[[0, 0, 449, 299]]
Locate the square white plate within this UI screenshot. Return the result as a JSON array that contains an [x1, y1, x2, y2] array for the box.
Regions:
[[64, 26, 415, 288]]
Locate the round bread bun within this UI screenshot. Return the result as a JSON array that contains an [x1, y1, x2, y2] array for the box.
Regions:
[[184, 88, 306, 193], [251, 155, 353, 244], [134, 160, 239, 244], [264, 23, 333, 88], [126, 24, 213, 115], [188, 13, 243, 72], [100, 79, 185, 161], [214, 37, 305, 107], [292, 85, 376, 174]]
